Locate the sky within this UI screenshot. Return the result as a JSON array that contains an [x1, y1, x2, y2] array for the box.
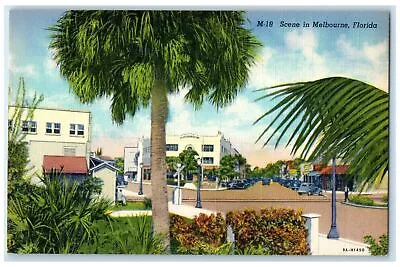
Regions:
[[6, 8, 390, 167]]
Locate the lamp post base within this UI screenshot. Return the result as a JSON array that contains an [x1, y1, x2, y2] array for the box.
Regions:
[[138, 191, 143, 195], [195, 202, 202, 209], [327, 226, 339, 239]]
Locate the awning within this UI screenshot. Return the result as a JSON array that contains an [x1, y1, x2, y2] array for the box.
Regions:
[[43, 155, 88, 174], [319, 165, 349, 175]]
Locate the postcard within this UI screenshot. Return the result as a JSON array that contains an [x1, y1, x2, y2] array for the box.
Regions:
[[5, 6, 391, 258]]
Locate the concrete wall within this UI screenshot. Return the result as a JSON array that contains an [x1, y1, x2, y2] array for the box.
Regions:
[[93, 167, 116, 202]]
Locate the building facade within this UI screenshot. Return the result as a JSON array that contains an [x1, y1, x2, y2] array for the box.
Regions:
[[8, 106, 91, 183], [123, 132, 239, 182]]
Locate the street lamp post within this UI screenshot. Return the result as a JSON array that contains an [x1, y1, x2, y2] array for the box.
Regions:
[[196, 157, 202, 208], [327, 157, 339, 239], [138, 162, 144, 195]]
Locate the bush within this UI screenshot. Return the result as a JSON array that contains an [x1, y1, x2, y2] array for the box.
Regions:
[[79, 216, 166, 254], [364, 234, 388, 256], [8, 171, 112, 254], [144, 197, 152, 209], [349, 195, 375, 206], [226, 208, 309, 255], [170, 213, 227, 254], [382, 194, 388, 203]]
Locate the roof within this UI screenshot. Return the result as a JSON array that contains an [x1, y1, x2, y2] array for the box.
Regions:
[[43, 155, 88, 174], [90, 162, 119, 173], [319, 165, 349, 175]]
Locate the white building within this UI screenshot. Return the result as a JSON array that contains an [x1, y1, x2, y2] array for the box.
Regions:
[[123, 132, 238, 182], [8, 106, 91, 183]]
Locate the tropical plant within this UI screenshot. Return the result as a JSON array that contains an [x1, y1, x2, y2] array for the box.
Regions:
[[364, 234, 388, 256], [8, 77, 43, 197], [254, 77, 388, 191], [49, 10, 260, 249], [178, 148, 199, 179], [79, 216, 165, 254], [8, 170, 112, 254]]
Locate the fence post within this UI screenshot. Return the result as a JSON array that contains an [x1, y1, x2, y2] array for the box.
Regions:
[[227, 224, 235, 255], [302, 213, 321, 255]]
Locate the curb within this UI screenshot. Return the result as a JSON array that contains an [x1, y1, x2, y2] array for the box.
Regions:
[[342, 201, 388, 209]]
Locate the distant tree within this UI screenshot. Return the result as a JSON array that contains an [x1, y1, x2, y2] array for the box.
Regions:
[[233, 154, 247, 179], [219, 155, 238, 181], [178, 149, 199, 179], [166, 156, 180, 173], [95, 147, 103, 157], [114, 157, 124, 176]]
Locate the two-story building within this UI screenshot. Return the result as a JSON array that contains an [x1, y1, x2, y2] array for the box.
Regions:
[[123, 131, 239, 182], [8, 106, 91, 184]]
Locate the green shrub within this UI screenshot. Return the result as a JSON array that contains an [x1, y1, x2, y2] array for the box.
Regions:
[[349, 195, 375, 206], [382, 194, 388, 203], [144, 197, 152, 210], [79, 216, 165, 254], [8, 171, 112, 254], [364, 234, 388, 256], [226, 208, 309, 255]]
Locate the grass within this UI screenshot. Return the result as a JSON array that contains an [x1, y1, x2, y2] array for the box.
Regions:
[[111, 201, 148, 211]]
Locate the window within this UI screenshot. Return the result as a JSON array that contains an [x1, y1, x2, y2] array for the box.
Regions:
[[22, 121, 36, 133], [166, 144, 178, 151], [54, 123, 61, 134], [47, 122, 61, 134], [202, 157, 214, 164], [77, 124, 84, 135], [70, 123, 84, 136], [202, 144, 214, 152]]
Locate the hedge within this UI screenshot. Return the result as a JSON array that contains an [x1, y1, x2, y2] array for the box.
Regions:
[[226, 208, 309, 255], [349, 195, 375, 206], [170, 207, 309, 255]]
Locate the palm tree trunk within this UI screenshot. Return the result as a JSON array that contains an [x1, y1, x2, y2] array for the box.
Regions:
[[150, 74, 170, 251]]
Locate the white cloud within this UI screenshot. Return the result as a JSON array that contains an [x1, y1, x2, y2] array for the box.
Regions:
[[9, 60, 36, 76], [285, 29, 324, 65], [336, 35, 389, 91], [247, 46, 275, 89], [43, 48, 59, 77]]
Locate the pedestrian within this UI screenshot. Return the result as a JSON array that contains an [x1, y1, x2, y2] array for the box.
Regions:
[[344, 186, 349, 202]]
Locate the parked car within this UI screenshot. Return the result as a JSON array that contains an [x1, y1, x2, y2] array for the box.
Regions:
[[298, 183, 322, 195], [262, 178, 271, 185], [289, 180, 302, 191]]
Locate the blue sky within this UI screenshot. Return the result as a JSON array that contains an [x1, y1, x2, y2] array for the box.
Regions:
[[7, 8, 390, 166]]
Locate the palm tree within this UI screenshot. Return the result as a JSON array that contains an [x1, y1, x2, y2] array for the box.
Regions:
[[49, 10, 260, 249], [254, 77, 388, 191]]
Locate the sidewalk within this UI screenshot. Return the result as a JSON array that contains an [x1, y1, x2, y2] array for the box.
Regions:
[[110, 201, 218, 219], [317, 234, 370, 256]]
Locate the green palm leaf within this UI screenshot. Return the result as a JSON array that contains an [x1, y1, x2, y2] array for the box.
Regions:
[[254, 77, 388, 191]]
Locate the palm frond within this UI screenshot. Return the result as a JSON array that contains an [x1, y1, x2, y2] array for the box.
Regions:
[[254, 77, 388, 190]]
